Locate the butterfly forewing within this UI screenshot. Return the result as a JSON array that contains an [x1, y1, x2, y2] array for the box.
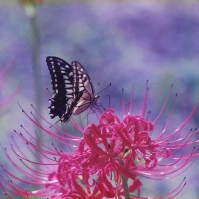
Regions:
[[47, 57, 77, 121], [46, 56, 98, 123]]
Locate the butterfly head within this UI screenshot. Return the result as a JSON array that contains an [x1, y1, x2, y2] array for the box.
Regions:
[[94, 94, 100, 103]]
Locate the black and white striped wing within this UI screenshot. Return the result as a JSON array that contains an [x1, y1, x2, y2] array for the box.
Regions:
[[47, 56, 77, 122]]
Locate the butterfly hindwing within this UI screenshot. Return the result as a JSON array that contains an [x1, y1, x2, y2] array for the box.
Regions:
[[71, 61, 96, 115], [46, 56, 98, 123]]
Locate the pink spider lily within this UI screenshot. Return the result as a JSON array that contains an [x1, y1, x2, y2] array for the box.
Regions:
[[1, 84, 199, 198]]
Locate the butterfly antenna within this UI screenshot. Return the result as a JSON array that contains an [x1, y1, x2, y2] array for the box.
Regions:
[[97, 83, 111, 95]]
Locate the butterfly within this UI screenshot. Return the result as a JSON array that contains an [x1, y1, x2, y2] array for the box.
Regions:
[[46, 56, 99, 123]]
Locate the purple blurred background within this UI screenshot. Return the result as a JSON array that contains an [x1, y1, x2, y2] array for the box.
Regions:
[[0, 1, 199, 198]]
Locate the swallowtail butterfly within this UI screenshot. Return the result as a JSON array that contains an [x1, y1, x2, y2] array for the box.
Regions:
[[46, 56, 99, 123]]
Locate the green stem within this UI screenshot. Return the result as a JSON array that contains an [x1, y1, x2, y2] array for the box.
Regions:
[[122, 174, 130, 199], [29, 9, 43, 142]]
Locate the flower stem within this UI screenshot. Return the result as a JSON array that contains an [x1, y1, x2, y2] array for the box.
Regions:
[[122, 175, 130, 199]]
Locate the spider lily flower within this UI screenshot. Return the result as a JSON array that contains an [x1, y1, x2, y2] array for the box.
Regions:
[[1, 86, 199, 199]]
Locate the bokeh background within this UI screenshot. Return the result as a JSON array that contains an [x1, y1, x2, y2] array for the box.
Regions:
[[0, 0, 199, 198]]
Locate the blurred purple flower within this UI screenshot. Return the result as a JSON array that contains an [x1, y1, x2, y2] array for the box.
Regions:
[[116, 5, 199, 59], [1, 85, 199, 198], [0, 62, 20, 111]]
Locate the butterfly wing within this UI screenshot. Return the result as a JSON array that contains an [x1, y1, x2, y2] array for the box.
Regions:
[[46, 56, 77, 122], [71, 61, 97, 115]]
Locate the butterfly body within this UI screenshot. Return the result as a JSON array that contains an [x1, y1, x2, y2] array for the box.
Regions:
[[46, 56, 99, 123]]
